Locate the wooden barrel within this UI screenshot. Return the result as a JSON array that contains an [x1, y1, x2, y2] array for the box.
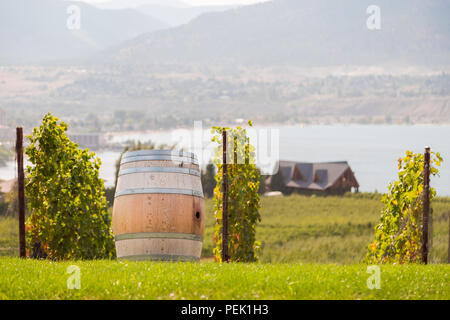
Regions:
[[112, 150, 205, 262]]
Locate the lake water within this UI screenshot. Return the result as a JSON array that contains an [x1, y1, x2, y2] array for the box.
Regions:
[[1, 125, 449, 196]]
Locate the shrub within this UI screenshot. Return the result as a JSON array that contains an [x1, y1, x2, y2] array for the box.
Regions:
[[211, 121, 261, 262], [268, 164, 287, 194], [25, 113, 115, 260], [365, 150, 443, 264], [201, 162, 216, 198]]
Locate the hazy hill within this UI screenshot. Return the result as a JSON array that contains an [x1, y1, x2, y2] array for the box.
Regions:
[[136, 4, 236, 27], [93, 0, 238, 29], [93, 0, 189, 10], [109, 0, 450, 68], [0, 0, 168, 63]]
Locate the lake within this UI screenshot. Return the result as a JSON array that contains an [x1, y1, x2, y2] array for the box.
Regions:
[[1, 124, 449, 196]]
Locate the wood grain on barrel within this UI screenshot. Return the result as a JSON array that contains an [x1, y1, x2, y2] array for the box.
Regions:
[[120, 160, 199, 171], [113, 194, 205, 235], [112, 154, 205, 261], [115, 238, 202, 260], [115, 172, 202, 195]]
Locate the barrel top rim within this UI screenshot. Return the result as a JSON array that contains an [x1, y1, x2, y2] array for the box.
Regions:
[[122, 149, 197, 159]]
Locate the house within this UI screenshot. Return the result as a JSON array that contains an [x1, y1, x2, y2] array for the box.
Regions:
[[267, 160, 359, 195]]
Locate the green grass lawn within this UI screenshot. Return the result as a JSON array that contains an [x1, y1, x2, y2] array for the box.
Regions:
[[1, 194, 449, 300], [0, 257, 448, 300]]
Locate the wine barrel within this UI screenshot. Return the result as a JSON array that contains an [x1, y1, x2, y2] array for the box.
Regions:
[[112, 150, 205, 262]]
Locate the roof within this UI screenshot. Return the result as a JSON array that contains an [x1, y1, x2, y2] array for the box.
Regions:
[[275, 160, 358, 191]]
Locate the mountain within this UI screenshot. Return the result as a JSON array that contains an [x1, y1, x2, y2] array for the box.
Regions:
[[136, 4, 236, 27], [92, 0, 237, 28], [0, 0, 168, 64], [109, 0, 450, 68], [93, 0, 189, 10]]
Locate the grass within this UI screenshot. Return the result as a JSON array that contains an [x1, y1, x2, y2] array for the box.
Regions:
[[0, 194, 448, 300], [1, 193, 449, 263], [202, 194, 450, 263], [0, 217, 18, 257], [0, 257, 448, 300]]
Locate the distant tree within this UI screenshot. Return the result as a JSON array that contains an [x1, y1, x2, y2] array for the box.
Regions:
[[128, 110, 145, 122], [403, 115, 411, 124], [85, 113, 101, 132], [385, 114, 393, 124], [113, 110, 127, 130], [25, 113, 115, 260], [258, 172, 267, 195], [4, 180, 19, 217], [0, 181, 18, 217], [201, 162, 216, 198], [269, 164, 287, 194], [0, 145, 12, 167], [0, 197, 8, 217], [103, 186, 115, 208], [113, 110, 126, 119]]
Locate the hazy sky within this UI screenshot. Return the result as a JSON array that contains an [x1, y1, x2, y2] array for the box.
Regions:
[[81, 0, 269, 6], [180, 0, 268, 5]]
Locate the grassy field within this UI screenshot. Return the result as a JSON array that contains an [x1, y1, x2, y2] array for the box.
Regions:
[[0, 217, 18, 257], [0, 257, 448, 300], [1, 194, 449, 300], [2, 193, 450, 263], [202, 193, 450, 264]]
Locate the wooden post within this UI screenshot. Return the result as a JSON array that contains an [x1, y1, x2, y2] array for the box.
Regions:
[[16, 127, 26, 258], [421, 146, 431, 264], [448, 211, 450, 264], [221, 130, 229, 263]]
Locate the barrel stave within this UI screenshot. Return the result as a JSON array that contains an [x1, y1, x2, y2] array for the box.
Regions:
[[112, 150, 205, 262]]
